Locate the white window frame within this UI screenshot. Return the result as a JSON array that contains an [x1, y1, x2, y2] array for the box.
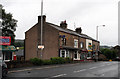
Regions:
[[60, 50, 70, 58], [66, 51, 69, 57], [60, 50, 66, 58], [74, 51, 80, 60], [80, 42, 84, 49], [74, 39, 78, 48]]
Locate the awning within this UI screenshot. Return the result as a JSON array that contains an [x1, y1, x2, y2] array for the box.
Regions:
[[0, 45, 16, 52]]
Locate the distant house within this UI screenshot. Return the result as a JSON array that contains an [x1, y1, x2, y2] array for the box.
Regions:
[[15, 39, 24, 60], [25, 15, 100, 61]]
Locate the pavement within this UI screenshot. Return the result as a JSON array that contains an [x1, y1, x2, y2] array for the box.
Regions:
[[2, 61, 120, 79]]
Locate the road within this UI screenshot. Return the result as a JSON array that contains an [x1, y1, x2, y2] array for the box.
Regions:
[[4, 61, 120, 79]]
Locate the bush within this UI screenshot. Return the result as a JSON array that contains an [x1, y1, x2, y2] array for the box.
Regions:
[[51, 57, 65, 64], [65, 57, 72, 63], [43, 60, 52, 65], [30, 58, 43, 65]]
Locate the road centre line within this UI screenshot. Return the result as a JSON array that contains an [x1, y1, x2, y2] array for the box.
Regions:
[[52, 74, 67, 78]]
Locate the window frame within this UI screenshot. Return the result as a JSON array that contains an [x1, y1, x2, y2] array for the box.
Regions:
[[80, 42, 84, 49], [74, 39, 78, 48]]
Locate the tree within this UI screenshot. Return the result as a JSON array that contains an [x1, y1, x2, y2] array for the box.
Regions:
[[101, 48, 117, 60], [14, 42, 24, 47], [0, 4, 17, 45]]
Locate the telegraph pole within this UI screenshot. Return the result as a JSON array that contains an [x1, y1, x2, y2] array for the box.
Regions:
[[40, 0, 43, 59]]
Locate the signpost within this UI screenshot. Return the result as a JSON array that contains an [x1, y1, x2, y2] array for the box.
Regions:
[[38, 45, 44, 49], [0, 36, 11, 45]]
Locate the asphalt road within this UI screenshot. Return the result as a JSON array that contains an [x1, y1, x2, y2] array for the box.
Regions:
[[3, 61, 120, 79]]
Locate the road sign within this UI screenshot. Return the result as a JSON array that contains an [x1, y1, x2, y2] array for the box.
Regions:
[[38, 45, 44, 49], [0, 36, 11, 45]]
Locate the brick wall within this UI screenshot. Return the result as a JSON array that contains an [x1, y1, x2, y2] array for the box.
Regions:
[[25, 24, 38, 60], [59, 32, 78, 48]]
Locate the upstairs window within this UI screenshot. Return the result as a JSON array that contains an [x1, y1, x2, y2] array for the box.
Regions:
[[74, 39, 78, 48], [62, 38, 66, 45], [88, 43, 92, 50], [80, 42, 84, 49]]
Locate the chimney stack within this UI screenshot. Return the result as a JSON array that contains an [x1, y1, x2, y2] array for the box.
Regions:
[[38, 15, 46, 23], [60, 20, 67, 29], [75, 27, 82, 34]]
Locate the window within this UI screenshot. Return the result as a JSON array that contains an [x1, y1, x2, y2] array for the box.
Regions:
[[89, 43, 91, 45], [60, 50, 69, 58], [60, 50, 65, 58], [66, 51, 69, 57], [92, 44, 95, 49], [87, 52, 91, 57], [80, 53, 84, 60], [74, 39, 78, 48], [88, 43, 92, 50], [62, 38, 66, 45], [80, 42, 84, 49], [74, 51, 77, 59]]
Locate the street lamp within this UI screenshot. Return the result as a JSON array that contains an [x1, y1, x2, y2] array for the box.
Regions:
[[96, 25, 105, 40], [95, 25, 105, 62]]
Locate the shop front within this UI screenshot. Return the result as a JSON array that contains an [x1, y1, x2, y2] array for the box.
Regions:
[[0, 45, 16, 62], [80, 49, 88, 61]]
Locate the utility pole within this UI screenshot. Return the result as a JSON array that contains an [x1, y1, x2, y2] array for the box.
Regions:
[[40, 0, 43, 59]]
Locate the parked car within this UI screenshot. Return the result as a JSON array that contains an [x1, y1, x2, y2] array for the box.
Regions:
[[0, 60, 8, 77]]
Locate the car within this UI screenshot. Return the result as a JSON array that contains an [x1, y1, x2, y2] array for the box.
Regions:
[[0, 60, 8, 77]]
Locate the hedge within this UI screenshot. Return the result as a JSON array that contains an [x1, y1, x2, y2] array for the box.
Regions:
[[30, 57, 72, 66]]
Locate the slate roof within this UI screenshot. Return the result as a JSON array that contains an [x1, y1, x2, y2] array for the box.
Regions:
[[47, 22, 99, 42]]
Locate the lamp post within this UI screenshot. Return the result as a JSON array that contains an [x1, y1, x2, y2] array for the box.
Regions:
[[95, 25, 105, 62], [96, 25, 105, 40]]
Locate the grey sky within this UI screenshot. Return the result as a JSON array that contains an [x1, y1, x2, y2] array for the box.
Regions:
[[1, 0, 119, 46]]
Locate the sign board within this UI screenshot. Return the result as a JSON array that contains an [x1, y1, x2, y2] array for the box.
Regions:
[[0, 36, 11, 45], [38, 45, 44, 49]]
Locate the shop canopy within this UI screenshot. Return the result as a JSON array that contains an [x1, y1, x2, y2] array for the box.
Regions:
[[0, 45, 16, 52]]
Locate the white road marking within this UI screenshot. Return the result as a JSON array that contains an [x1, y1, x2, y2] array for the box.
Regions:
[[74, 69, 86, 73], [89, 67, 97, 69], [52, 74, 67, 78]]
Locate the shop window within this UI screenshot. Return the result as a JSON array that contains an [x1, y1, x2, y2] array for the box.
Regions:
[[87, 52, 91, 57], [74, 39, 78, 48], [80, 53, 84, 60]]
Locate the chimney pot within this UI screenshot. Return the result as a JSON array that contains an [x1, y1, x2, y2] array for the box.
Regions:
[[75, 27, 82, 34], [60, 20, 67, 29], [38, 15, 46, 23]]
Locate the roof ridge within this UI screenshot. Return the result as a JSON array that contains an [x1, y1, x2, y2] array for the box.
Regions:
[[47, 22, 98, 42]]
